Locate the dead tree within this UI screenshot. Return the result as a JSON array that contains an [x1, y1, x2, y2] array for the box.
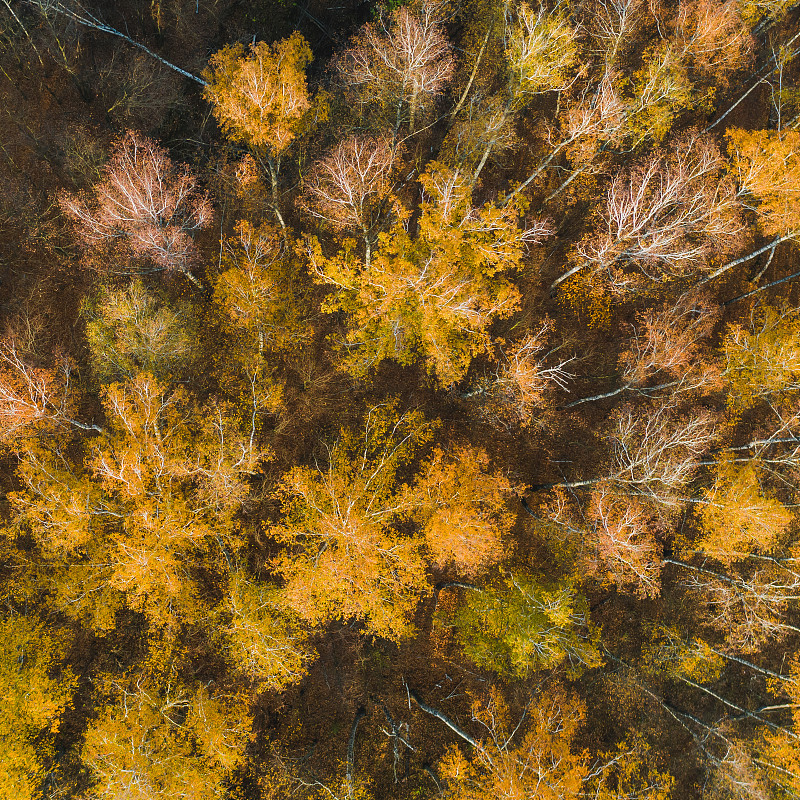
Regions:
[[60, 131, 212, 286]]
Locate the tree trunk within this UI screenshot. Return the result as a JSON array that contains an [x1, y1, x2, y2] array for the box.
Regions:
[[409, 689, 480, 749], [346, 707, 366, 800]]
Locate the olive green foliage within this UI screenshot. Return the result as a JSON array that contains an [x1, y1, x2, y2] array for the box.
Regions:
[[84, 281, 194, 382], [448, 575, 602, 678]]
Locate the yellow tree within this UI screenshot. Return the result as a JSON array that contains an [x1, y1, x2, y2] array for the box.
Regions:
[[470, 2, 579, 182], [84, 281, 194, 382], [83, 675, 250, 800], [220, 568, 311, 690], [697, 459, 792, 564], [309, 163, 549, 385], [727, 129, 800, 239], [723, 307, 800, 411], [11, 374, 267, 633], [203, 33, 322, 229], [273, 403, 431, 641], [432, 686, 589, 800], [0, 614, 75, 800], [213, 220, 308, 356]]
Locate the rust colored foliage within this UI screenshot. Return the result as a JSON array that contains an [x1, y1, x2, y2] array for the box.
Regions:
[[60, 131, 212, 277], [588, 487, 663, 598], [619, 292, 722, 397], [414, 445, 514, 577], [438, 686, 589, 800]]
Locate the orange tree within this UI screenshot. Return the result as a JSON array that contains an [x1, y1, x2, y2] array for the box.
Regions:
[[308, 163, 549, 385], [272, 402, 433, 641]]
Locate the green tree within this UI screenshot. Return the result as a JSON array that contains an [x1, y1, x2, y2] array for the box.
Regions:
[[84, 281, 194, 383], [447, 574, 602, 678]]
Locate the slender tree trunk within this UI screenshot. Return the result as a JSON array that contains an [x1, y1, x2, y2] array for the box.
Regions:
[[560, 384, 630, 409], [449, 28, 492, 120], [708, 647, 792, 683], [700, 234, 794, 285], [473, 104, 511, 184], [550, 259, 589, 291], [26, 0, 208, 85], [502, 133, 579, 206], [725, 267, 800, 306], [409, 689, 480, 749], [266, 154, 288, 235], [181, 268, 204, 290], [362, 225, 372, 270], [346, 707, 366, 800]]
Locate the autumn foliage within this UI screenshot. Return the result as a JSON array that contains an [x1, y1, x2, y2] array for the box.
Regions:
[[5, 1, 800, 798]]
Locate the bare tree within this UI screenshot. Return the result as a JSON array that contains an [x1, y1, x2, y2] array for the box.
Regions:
[[669, 558, 800, 652], [336, 1, 455, 133], [300, 134, 395, 267], [539, 405, 717, 506], [0, 339, 101, 442], [60, 131, 212, 286], [554, 133, 745, 291], [565, 292, 721, 408]]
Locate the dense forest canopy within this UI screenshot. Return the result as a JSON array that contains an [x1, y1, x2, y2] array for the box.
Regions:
[[2, 0, 800, 798]]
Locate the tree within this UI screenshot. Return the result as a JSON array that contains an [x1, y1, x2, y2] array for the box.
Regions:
[[335, 1, 455, 133], [84, 281, 194, 383], [558, 133, 745, 291], [606, 405, 716, 504], [273, 404, 431, 641], [10, 373, 267, 632], [300, 134, 395, 267], [471, 2, 579, 181], [672, 558, 800, 652], [434, 685, 590, 800], [0, 338, 89, 444], [723, 306, 800, 411], [0, 613, 75, 800], [465, 320, 574, 428], [221, 569, 311, 690], [727, 128, 800, 238], [588, 486, 663, 598], [446, 575, 602, 678], [203, 33, 321, 231], [696, 459, 792, 565], [309, 163, 550, 385], [413, 445, 514, 577], [60, 131, 213, 285], [543, 404, 716, 507], [565, 292, 721, 408], [83, 678, 249, 800], [203, 33, 313, 154], [213, 221, 308, 355]]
